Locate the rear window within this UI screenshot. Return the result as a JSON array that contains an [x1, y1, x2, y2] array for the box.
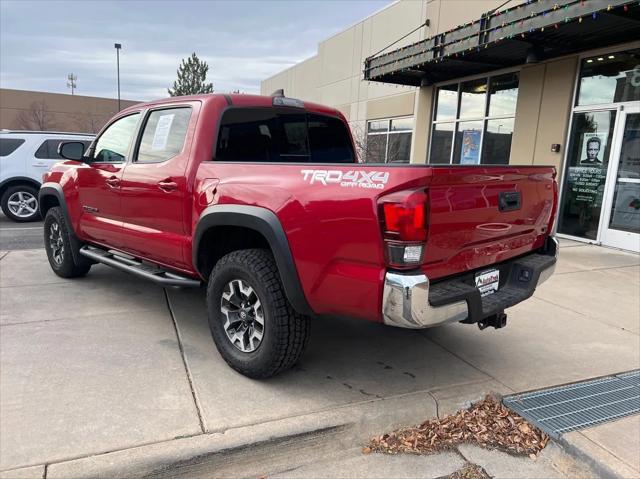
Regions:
[[0, 138, 25, 157], [215, 108, 354, 163], [35, 139, 92, 160]]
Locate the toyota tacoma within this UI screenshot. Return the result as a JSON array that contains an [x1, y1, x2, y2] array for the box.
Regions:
[[40, 92, 559, 378]]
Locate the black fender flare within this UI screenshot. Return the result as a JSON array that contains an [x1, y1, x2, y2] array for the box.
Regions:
[[0, 176, 41, 193], [193, 205, 314, 316], [39, 183, 84, 264]]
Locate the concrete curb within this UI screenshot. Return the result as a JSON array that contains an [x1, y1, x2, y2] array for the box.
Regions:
[[33, 386, 450, 479], [556, 431, 639, 479]]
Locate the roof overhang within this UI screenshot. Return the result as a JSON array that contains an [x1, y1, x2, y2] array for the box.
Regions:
[[364, 0, 640, 86]]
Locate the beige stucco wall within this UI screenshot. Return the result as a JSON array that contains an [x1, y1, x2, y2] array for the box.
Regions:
[[0, 88, 140, 133], [509, 57, 578, 174]]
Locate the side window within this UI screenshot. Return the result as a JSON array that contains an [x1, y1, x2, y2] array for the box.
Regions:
[[34, 140, 49, 159], [216, 109, 277, 162], [35, 139, 92, 160], [136, 108, 192, 163], [0, 138, 26, 157], [93, 113, 140, 163], [308, 114, 354, 163]]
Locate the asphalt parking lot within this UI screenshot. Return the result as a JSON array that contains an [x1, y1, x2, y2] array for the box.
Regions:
[[0, 213, 43, 251], [0, 217, 638, 478]]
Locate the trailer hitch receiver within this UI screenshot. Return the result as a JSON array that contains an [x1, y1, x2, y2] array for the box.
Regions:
[[478, 312, 507, 330]]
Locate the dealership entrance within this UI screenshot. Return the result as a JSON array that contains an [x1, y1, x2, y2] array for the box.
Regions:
[[557, 47, 640, 253]]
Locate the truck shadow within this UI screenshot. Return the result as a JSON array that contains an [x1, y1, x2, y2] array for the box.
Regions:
[[163, 285, 489, 432]]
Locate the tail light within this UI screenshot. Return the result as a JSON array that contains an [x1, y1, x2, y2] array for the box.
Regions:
[[378, 188, 428, 269]]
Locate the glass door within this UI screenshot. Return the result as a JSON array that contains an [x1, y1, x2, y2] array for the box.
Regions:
[[600, 106, 640, 252]]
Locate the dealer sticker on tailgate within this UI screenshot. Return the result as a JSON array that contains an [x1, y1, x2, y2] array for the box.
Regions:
[[475, 269, 500, 297]]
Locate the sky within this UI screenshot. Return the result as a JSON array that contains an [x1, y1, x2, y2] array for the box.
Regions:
[[0, 0, 390, 101]]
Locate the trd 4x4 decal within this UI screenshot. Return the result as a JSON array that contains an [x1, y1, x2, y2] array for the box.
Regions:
[[301, 169, 389, 189]]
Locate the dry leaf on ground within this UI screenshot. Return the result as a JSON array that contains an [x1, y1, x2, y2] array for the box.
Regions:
[[367, 395, 549, 456]]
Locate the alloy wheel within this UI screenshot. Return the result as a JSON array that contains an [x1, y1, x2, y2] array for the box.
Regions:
[[7, 191, 38, 219], [48, 221, 65, 265], [220, 279, 265, 353]]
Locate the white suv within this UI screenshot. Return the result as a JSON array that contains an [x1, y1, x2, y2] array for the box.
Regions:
[[0, 130, 94, 222]]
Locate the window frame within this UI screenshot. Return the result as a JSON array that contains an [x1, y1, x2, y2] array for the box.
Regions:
[[132, 105, 193, 164], [212, 106, 355, 164], [428, 69, 520, 165], [365, 116, 414, 163], [89, 112, 142, 164]]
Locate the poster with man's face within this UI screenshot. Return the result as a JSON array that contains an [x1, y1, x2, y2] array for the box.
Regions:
[[579, 133, 606, 165]]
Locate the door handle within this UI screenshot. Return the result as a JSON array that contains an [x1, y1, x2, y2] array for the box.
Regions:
[[106, 177, 120, 188], [158, 180, 178, 192]]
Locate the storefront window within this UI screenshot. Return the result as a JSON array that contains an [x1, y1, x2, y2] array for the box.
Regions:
[[430, 72, 519, 165], [482, 118, 515, 165], [557, 110, 617, 240], [488, 73, 519, 117], [577, 49, 640, 106], [435, 84, 458, 121], [365, 117, 413, 163], [430, 123, 454, 164]]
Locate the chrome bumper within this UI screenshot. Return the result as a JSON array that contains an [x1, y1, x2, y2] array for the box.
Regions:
[[381, 236, 559, 329]]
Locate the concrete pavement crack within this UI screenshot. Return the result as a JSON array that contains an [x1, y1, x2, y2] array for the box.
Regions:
[[163, 288, 207, 434], [427, 390, 441, 419]]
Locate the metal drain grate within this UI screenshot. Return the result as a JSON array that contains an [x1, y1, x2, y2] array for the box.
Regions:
[[503, 370, 640, 438]]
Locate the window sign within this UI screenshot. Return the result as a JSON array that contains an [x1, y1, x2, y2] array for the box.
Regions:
[[557, 111, 616, 240], [151, 114, 175, 151], [460, 129, 481, 165]]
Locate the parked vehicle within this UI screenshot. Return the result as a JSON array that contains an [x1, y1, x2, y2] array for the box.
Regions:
[[0, 130, 94, 222], [39, 93, 559, 378]]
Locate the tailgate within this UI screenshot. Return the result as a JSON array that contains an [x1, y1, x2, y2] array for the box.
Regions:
[[423, 166, 556, 280]]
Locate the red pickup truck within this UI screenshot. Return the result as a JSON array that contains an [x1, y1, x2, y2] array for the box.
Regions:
[[40, 92, 558, 378]]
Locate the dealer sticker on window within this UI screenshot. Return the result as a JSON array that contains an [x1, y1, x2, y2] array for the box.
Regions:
[[475, 269, 500, 297]]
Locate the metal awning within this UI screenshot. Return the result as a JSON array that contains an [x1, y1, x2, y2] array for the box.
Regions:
[[364, 0, 640, 86]]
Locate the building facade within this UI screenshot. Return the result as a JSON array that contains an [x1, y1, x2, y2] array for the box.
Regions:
[[0, 88, 139, 134], [261, 0, 640, 253]]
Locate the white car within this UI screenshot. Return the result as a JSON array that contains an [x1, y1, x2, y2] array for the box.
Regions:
[[0, 130, 94, 222]]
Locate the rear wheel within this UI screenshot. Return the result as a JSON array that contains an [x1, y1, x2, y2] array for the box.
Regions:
[[44, 207, 91, 278], [1, 184, 41, 222], [206, 248, 310, 379]]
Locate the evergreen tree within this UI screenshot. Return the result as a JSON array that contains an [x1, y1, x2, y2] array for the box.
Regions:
[[168, 53, 214, 97]]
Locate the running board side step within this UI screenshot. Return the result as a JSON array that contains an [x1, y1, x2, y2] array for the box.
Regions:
[[79, 246, 201, 288]]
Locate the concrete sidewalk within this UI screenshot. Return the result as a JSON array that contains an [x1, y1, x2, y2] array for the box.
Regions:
[[0, 241, 638, 478]]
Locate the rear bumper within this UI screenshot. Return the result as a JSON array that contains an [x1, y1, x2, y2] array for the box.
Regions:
[[382, 236, 558, 329]]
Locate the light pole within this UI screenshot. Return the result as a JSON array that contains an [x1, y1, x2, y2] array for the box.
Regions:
[[67, 73, 77, 95], [114, 43, 122, 111]]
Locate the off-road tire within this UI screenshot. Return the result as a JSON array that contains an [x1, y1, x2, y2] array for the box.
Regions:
[[206, 248, 310, 379], [1, 184, 41, 222], [44, 207, 92, 278]]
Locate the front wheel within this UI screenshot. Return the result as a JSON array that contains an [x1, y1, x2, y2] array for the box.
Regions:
[[44, 207, 92, 278], [206, 249, 310, 379]]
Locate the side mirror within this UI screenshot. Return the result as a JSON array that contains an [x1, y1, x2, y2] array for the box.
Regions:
[[58, 141, 87, 161]]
